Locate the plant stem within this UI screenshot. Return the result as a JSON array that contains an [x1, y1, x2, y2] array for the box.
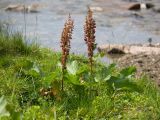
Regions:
[[62, 69, 64, 91]]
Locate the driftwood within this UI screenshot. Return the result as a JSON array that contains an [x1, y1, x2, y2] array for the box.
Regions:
[[98, 44, 160, 55], [5, 4, 42, 13]]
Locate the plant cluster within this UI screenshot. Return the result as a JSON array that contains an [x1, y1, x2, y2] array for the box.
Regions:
[[60, 8, 96, 90]]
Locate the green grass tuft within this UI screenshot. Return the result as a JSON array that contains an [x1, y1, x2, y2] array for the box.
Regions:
[[0, 27, 39, 56]]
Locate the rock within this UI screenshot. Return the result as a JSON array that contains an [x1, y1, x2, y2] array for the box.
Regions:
[[90, 7, 103, 12], [128, 3, 141, 11], [5, 3, 41, 13], [153, 8, 160, 13], [128, 3, 154, 11], [146, 3, 155, 9], [131, 13, 144, 19], [108, 48, 125, 54], [123, 0, 138, 2]]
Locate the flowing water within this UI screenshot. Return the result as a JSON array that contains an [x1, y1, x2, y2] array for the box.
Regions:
[[0, 0, 160, 60]]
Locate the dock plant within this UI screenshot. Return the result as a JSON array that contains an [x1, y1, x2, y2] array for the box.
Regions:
[[84, 7, 96, 75], [60, 14, 74, 91]]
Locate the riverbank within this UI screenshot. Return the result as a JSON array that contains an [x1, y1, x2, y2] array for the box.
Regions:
[[1, 28, 160, 119], [98, 43, 160, 86], [118, 53, 160, 86]]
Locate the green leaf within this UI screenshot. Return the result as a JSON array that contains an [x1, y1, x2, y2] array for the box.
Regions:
[[32, 63, 40, 74], [77, 64, 89, 75], [28, 63, 41, 77], [57, 62, 62, 70], [23, 59, 34, 69], [104, 75, 111, 81], [66, 75, 80, 85], [95, 75, 111, 83], [95, 76, 100, 83], [94, 64, 115, 83], [67, 61, 78, 75], [93, 52, 104, 61], [43, 72, 57, 86], [0, 96, 10, 117], [107, 76, 140, 92], [6, 105, 21, 120], [120, 66, 136, 77]]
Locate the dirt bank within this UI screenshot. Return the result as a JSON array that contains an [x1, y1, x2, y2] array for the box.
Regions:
[[117, 53, 160, 86]]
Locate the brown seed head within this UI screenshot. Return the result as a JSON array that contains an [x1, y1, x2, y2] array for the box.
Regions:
[[60, 14, 74, 70], [84, 7, 96, 66]]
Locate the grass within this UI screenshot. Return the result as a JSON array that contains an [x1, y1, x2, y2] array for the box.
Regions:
[[0, 27, 160, 120], [0, 26, 39, 56]]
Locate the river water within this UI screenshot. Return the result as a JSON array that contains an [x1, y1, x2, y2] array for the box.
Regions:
[[0, 0, 160, 57]]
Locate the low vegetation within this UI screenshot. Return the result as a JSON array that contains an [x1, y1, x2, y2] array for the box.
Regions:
[[0, 9, 160, 120]]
